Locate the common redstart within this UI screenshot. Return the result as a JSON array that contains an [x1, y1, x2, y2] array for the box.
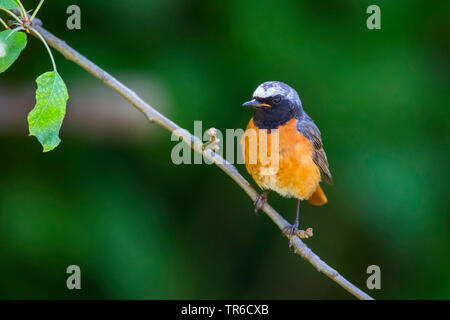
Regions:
[[241, 81, 332, 240]]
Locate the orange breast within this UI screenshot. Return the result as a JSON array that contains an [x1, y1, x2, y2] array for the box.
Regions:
[[241, 118, 321, 200]]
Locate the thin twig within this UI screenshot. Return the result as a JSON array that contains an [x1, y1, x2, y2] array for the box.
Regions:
[[0, 7, 22, 23], [0, 16, 9, 29], [30, 19, 373, 300], [29, 0, 45, 23], [15, 0, 28, 21]]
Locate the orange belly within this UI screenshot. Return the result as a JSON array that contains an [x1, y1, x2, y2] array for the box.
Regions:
[[241, 118, 321, 200]]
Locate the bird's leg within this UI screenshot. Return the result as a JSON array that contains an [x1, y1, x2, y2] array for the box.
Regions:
[[253, 190, 269, 214], [283, 199, 301, 248]]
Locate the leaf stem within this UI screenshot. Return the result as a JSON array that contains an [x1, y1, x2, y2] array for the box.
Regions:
[[0, 8, 22, 23], [29, 0, 44, 23], [30, 27, 56, 72], [0, 17, 9, 29], [14, 0, 28, 21]]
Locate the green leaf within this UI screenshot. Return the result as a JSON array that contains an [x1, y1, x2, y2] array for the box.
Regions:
[[0, 0, 17, 9], [0, 29, 27, 73], [28, 71, 69, 152]]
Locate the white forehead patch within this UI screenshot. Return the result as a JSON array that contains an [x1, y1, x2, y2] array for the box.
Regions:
[[252, 82, 297, 100], [253, 86, 280, 99]]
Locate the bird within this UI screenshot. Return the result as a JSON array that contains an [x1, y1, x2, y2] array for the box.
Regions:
[[240, 81, 332, 242]]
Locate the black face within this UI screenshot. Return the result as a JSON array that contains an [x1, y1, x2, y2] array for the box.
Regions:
[[243, 92, 302, 129], [254, 94, 283, 108]]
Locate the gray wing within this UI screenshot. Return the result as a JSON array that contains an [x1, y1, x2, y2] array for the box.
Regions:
[[297, 114, 333, 185]]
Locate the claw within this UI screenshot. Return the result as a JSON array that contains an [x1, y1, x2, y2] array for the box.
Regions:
[[283, 221, 299, 249]]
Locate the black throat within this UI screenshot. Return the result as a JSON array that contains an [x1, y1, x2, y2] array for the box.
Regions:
[[252, 102, 302, 129]]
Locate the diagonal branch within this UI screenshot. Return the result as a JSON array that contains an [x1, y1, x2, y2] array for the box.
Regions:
[[30, 19, 373, 300]]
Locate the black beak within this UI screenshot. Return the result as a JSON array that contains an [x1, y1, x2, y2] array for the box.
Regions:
[[242, 99, 271, 109]]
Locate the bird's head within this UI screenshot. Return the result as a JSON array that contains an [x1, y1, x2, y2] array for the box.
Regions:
[[243, 81, 302, 128]]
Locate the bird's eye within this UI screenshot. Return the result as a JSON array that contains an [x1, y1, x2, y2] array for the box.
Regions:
[[273, 96, 281, 104]]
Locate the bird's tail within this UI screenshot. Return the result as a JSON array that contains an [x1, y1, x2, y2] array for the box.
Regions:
[[307, 185, 327, 206]]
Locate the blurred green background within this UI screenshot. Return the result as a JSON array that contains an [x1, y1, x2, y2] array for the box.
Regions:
[[0, 0, 449, 299]]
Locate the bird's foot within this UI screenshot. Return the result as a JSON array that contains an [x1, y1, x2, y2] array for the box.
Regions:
[[283, 221, 299, 249], [253, 191, 268, 215], [283, 223, 313, 249]]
